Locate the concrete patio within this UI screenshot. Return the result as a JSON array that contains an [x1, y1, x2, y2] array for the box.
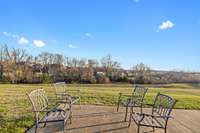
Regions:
[[27, 105, 200, 133]]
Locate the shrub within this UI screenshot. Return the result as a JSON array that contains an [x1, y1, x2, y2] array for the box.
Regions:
[[42, 74, 54, 83], [1, 76, 11, 83], [96, 73, 110, 83]]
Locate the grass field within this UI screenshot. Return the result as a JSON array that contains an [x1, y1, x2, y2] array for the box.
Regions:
[[0, 83, 200, 133]]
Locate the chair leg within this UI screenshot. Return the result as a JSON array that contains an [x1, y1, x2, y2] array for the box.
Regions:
[[152, 127, 155, 132], [117, 100, 120, 112], [35, 123, 38, 133], [117, 105, 119, 112], [44, 118, 47, 127], [63, 121, 65, 133], [70, 114, 72, 124], [137, 125, 140, 133], [165, 128, 167, 133], [140, 105, 143, 113], [124, 105, 128, 121], [43, 122, 47, 127], [79, 98, 81, 109], [128, 111, 132, 127]]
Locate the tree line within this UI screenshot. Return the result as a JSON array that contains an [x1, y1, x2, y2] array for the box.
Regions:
[[0, 44, 200, 84], [0, 44, 122, 83]]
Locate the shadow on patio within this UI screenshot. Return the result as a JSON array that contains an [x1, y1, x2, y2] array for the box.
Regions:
[[27, 105, 200, 133]]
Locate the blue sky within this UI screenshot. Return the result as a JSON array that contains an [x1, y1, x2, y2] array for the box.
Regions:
[[0, 0, 200, 71]]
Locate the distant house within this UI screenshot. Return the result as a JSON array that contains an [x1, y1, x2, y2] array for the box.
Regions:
[[48, 64, 63, 76], [94, 67, 106, 73], [32, 64, 43, 73], [127, 70, 134, 77], [96, 72, 105, 75]]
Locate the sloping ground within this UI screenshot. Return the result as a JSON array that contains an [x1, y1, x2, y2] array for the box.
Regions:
[[27, 105, 200, 133]]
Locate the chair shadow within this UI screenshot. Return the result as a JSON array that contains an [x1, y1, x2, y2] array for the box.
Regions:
[[143, 130, 154, 133], [67, 111, 127, 132], [67, 120, 126, 131], [73, 111, 124, 118], [95, 126, 129, 133], [27, 110, 127, 133]]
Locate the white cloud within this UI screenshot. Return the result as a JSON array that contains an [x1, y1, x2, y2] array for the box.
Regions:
[[18, 37, 29, 44], [159, 20, 174, 30], [68, 44, 77, 49], [33, 40, 46, 47], [2, 32, 47, 48]]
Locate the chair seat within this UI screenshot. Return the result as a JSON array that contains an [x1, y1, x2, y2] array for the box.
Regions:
[[132, 113, 165, 128], [42, 109, 71, 122], [122, 100, 141, 107]]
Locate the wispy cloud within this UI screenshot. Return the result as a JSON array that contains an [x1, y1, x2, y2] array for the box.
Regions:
[[33, 40, 46, 48], [159, 20, 174, 31], [2, 32, 19, 38], [85, 32, 93, 38], [68, 44, 77, 49], [134, 0, 140, 3], [2, 32, 9, 37], [18, 37, 29, 44]]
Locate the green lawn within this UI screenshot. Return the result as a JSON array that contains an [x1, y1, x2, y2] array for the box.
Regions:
[[0, 83, 200, 132]]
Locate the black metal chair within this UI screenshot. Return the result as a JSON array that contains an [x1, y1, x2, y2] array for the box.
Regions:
[[53, 82, 81, 105], [128, 92, 177, 133], [117, 86, 148, 121], [27, 89, 72, 133]]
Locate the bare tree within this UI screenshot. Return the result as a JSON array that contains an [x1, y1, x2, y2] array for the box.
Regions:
[[71, 58, 79, 67], [53, 54, 65, 65], [78, 58, 87, 68], [100, 54, 120, 77], [0, 45, 5, 80], [37, 52, 54, 65], [2, 45, 33, 83], [133, 63, 152, 84]]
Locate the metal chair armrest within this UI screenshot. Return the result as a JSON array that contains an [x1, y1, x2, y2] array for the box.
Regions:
[[144, 103, 154, 106], [56, 93, 71, 96], [56, 100, 71, 104], [33, 107, 69, 113], [66, 89, 80, 93], [119, 93, 132, 97], [137, 113, 173, 119], [32, 109, 51, 113], [118, 92, 132, 102], [66, 89, 81, 98]]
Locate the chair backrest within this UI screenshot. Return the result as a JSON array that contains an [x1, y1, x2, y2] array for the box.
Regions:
[[53, 82, 66, 95], [152, 93, 176, 119], [27, 89, 48, 112], [132, 86, 148, 103]]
